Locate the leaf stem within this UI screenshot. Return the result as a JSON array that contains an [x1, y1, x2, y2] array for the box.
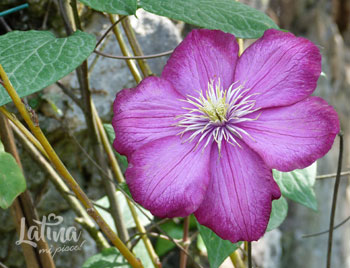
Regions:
[[0, 64, 143, 268], [229, 251, 245, 268], [247, 242, 252, 268], [326, 132, 343, 268], [179, 216, 190, 268]]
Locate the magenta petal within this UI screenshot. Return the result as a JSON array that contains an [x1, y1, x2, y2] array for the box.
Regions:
[[162, 29, 239, 97], [126, 136, 212, 218], [112, 77, 184, 156], [235, 29, 321, 108], [195, 141, 281, 243], [238, 97, 340, 172]]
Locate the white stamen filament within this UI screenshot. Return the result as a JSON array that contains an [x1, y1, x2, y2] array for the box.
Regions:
[[176, 79, 260, 152]]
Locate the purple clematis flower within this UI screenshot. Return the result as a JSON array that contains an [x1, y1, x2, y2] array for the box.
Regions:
[[112, 29, 340, 242]]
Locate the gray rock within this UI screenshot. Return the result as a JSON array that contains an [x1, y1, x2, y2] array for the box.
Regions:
[[253, 229, 282, 268]]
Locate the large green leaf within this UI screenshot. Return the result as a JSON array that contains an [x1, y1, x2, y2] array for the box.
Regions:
[[139, 0, 278, 38], [82, 239, 152, 268], [0, 30, 96, 106], [95, 191, 153, 232], [82, 247, 129, 268], [197, 222, 242, 268], [273, 162, 318, 211], [0, 144, 26, 209], [266, 196, 288, 232], [78, 0, 137, 15]]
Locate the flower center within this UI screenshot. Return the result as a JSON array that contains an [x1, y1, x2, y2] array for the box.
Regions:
[[176, 79, 260, 152], [199, 81, 228, 123]]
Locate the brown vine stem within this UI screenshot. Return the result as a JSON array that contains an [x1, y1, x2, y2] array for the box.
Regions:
[[0, 64, 143, 268], [95, 16, 126, 48], [11, 122, 110, 249], [326, 132, 343, 268], [0, 114, 49, 268], [179, 217, 190, 268]]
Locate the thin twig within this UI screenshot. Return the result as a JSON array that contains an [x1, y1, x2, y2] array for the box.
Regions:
[[108, 14, 142, 83], [302, 215, 350, 238], [0, 17, 12, 32], [56, 81, 83, 109], [41, 0, 52, 30], [89, 34, 111, 74], [58, 0, 73, 35], [121, 16, 153, 77], [95, 16, 126, 48], [327, 132, 344, 268], [94, 49, 174, 60], [316, 171, 350, 180], [0, 262, 8, 268]]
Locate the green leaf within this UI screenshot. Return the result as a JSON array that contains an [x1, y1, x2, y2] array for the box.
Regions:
[[0, 30, 96, 106], [103, 124, 128, 173], [82, 240, 152, 268], [155, 221, 183, 256], [118, 181, 131, 198], [273, 162, 318, 211], [133, 238, 153, 268], [197, 222, 242, 268], [139, 0, 278, 38], [95, 191, 153, 231], [266, 196, 288, 232], [196, 234, 207, 254], [78, 0, 137, 15], [82, 247, 130, 268], [0, 150, 26, 209]]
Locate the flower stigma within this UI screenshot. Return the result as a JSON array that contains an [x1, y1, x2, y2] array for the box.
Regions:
[[176, 79, 261, 153]]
